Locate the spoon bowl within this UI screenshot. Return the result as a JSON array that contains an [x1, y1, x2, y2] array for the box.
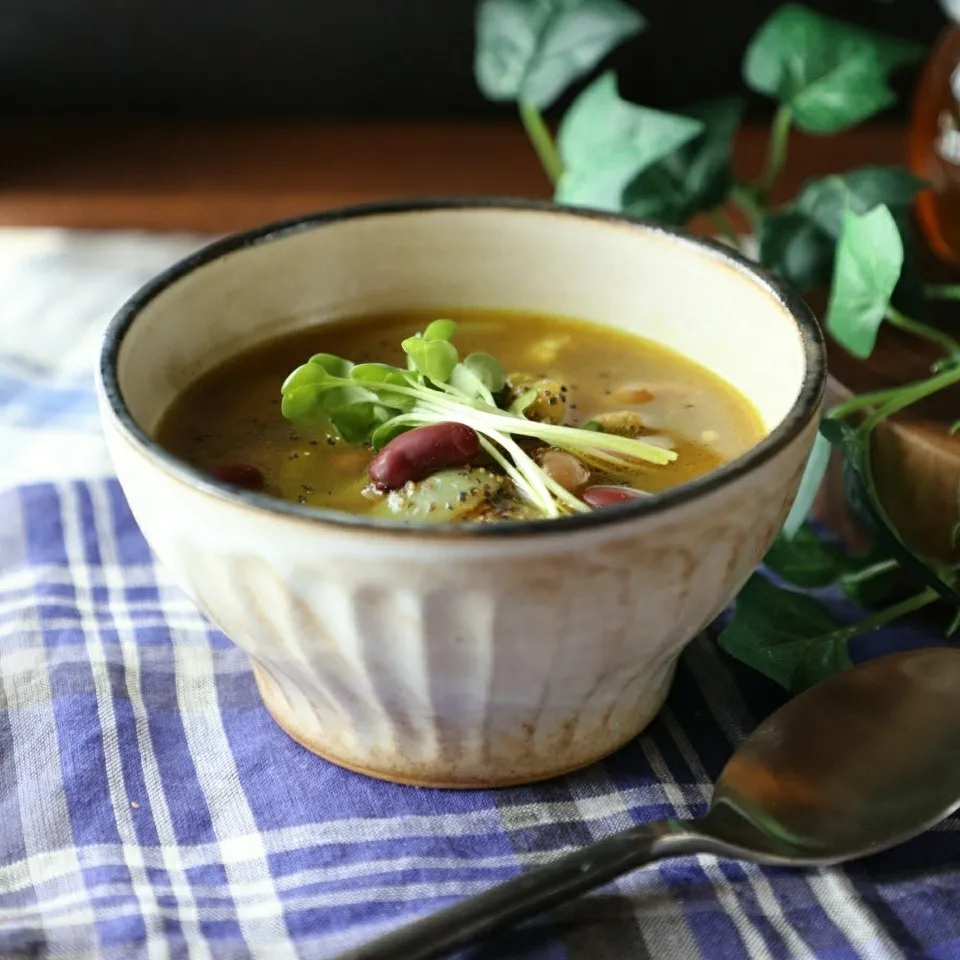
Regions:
[[337, 647, 960, 960]]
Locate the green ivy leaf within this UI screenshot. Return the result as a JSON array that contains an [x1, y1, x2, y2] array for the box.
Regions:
[[623, 98, 744, 224], [790, 58, 897, 134], [781, 430, 832, 538], [556, 71, 704, 211], [743, 4, 924, 134], [758, 210, 834, 292], [890, 218, 932, 324], [799, 169, 925, 318], [825, 205, 903, 359], [821, 417, 960, 606], [764, 524, 846, 588], [474, 0, 645, 110], [943, 0, 960, 25], [760, 167, 924, 295], [718, 574, 852, 692], [795, 167, 925, 238]]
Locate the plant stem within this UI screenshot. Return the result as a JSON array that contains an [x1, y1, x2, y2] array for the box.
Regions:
[[924, 283, 960, 301], [840, 557, 899, 587], [838, 587, 940, 640], [861, 362, 960, 433], [518, 100, 564, 186], [758, 105, 792, 199], [730, 183, 763, 231], [829, 385, 913, 420], [885, 304, 960, 360], [709, 208, 744, 253]]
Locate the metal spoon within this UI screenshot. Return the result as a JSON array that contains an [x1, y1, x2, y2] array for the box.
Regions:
[[334, 647, 960, 960]]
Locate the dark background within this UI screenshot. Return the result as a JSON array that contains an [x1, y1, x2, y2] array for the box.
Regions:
[[0, 0, 948, 120]]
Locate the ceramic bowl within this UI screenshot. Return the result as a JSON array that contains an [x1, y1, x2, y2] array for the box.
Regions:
[[97, 199, 824, 788]]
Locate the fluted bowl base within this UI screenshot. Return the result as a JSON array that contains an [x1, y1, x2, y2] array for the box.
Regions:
[[251, 657, 677, 788]]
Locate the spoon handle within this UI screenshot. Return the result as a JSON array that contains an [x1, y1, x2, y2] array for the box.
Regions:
[[332, 818, 702, 960]]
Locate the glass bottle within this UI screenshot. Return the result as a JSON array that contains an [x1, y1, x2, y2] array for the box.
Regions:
[[910, 1, 960, 262]]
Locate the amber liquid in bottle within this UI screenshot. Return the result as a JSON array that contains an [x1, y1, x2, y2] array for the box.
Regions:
[[910, 25, 960, 262]]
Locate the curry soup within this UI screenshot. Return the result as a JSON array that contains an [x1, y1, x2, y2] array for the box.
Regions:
[[156, 308, 764, 522]]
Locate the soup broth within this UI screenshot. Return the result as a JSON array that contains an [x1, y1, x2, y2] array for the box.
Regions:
[[157, 308, 764, 521]]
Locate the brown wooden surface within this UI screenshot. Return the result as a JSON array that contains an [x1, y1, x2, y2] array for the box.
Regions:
[[0, 120, 907, 233], [5, 117, 956, 556]]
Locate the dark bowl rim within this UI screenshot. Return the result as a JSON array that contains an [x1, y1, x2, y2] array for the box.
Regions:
[[98, 196, 826, 541]]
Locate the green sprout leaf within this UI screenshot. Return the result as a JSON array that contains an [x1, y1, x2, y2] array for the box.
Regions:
[[349, 362, 407, 384], [557, 72, 704, 210], [349, 364, 417, 412], [450, 351, 508, 403], [280, 319, 675, 518], [474, 0, 645, 110], [743, 4, 924, 134], [718, 574, 853, 693], [328, 402, 393, 444], [308, 353, 354, 378], [402, 336, 459, 383], [281, 362, 329, 394], [370, 417, 418, 451], [623, 98, 744, 224], [825, 205, 904, 359], [449, 364, 494, 404], [280, 384, 325, 420], [464, 352, 506, 393], [424, 318, 458, 342]]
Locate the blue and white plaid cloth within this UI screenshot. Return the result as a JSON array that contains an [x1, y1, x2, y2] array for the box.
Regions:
[[0, 228, 957, 960]]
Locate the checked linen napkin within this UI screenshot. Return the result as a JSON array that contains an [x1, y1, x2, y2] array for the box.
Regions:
[[0, 227, 958, 960]]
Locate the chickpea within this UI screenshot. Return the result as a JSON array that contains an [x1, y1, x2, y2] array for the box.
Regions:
[[506, 373, 568, 425], [538, 449, 591, 492]]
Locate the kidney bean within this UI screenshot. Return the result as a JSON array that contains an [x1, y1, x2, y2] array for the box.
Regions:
[[583, 485, 650, 509], [210, 463, 265, 492], [369, 423, 480, 490]]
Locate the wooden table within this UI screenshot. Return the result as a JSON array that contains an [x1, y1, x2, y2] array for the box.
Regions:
[[8, 117, 948, 555], [0, 120, 906, 233]]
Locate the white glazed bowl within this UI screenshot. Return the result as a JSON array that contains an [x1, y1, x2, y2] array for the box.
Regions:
[[98, 200, 824, 788]]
